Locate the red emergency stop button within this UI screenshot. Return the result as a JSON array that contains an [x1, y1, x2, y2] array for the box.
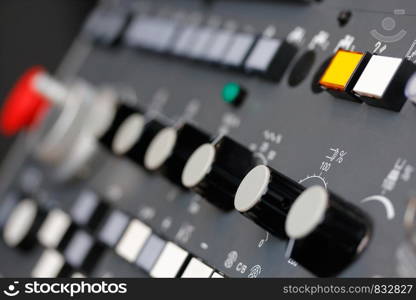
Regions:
[[0, 66, 50, 136]]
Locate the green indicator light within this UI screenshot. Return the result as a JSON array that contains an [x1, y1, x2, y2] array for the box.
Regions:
[[222, 82, 244, 105]]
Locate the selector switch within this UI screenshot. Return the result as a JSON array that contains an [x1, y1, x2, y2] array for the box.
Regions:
[[182, 136, 256, 210], [285, 186, 372, 277], [234, 165, 303, 238]]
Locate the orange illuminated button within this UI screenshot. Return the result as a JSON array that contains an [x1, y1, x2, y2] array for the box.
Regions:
[[0, 66, 50, 136], [319, 49, 371, 102], [319, 49, 366, 91]]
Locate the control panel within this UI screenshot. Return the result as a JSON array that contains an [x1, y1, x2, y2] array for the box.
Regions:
[[1, 0, 416, 278]]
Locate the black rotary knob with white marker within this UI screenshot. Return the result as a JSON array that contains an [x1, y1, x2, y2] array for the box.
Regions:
[[181, 136, 256, 210], [234, 164, 372, 277], [99, 103, 145, 155], [124, 119, 166, 167], [143, 123, 211, 186], [234, 164, 303, 238], [143, 126, 178, 172], [102, 102, 174, 168], [285, 185, 372, 277]]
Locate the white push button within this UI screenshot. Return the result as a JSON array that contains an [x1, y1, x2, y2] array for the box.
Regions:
[[116, 219, 151, 263], [3, 199, 38, 248], [32, 249, 65, 278], [124, 17, 177, 52], [353, 55, 402, 99], [172, 25, 198, 56], [205, 29, 234, 62], [211, 272, 224, 278], [37, 209, 71, 248], [189, 27, 216, 59], [150, 242, 189, 278], [181, 258, 213, 278], [223, 33, 255, 67], [245, 38, 281, 72]]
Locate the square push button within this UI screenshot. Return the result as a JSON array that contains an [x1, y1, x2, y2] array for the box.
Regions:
[[70, 189, 107, 230], [124, 17, 177, 52], [64, 230, 103, 272], [319, 50, 371, 102], [32, 249, 69, 278], [115, 219, 151, 263], [204, 29, 234, 63], [150, 242, 189, 278], [222, 32, 256, 68], [245, 37, 297, 82], [353, 55, 416, 111], [172, 25, 199, 57], [181, 258, 213, 278], [136, 234, 166, 272], [83, 8, 128, 46], [189, 27, 216, 59], [98, 210, 130, 247]]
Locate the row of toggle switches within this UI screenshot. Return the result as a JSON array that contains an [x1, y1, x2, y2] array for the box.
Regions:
[[0, 66, 372, 277]]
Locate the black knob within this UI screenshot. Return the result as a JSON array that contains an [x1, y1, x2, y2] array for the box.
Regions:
[[285, 185, 372, 277], [143, 123, 211, 187], [99, 103, 145, 154], [124, 119, 166, 167], [2, 198, 46, 250], [181, 136, 256, 210], [234, 165, 303, 238], [234, 164, 372, 277]]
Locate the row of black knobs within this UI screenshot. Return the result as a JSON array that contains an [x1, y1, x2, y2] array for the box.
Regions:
[[98, 103, 372, 277]]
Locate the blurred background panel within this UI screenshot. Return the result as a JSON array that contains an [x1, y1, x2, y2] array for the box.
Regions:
[[0, 0, 96, 158]]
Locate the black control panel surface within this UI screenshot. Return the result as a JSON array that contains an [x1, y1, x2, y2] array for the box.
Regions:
[[1, 0, 416, 278]]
